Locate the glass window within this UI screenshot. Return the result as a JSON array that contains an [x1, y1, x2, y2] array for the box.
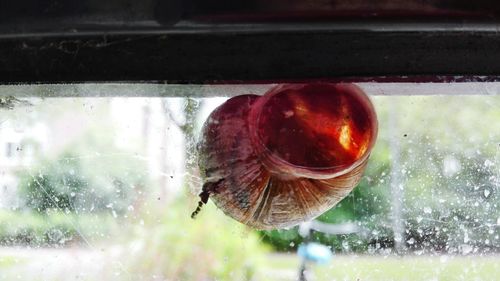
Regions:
[[0, 83, 498, 281]]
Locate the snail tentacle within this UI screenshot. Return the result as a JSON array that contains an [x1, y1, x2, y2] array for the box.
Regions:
[[190, 179, 222, 219]]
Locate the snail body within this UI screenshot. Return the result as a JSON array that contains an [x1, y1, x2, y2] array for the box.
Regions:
[[195, 83, 378, 230]]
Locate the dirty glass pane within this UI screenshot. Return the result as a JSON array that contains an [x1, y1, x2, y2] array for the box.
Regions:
[[0, 84, 498, 281]]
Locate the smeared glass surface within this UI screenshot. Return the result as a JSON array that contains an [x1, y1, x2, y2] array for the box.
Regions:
[[0, 84, 498, 281]]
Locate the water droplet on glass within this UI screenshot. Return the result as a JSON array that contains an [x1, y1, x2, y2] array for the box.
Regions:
[[484, 189, 491, 198], [484, 159, 494, 167], [459, 244, 473, 255], [464, 232, 470, 243]]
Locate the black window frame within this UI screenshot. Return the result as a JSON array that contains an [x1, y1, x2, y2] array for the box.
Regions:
[[1, 2, 500, 85]]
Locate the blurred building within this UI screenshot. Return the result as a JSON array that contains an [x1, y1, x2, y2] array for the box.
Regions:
[[0, 120, 49, 209]]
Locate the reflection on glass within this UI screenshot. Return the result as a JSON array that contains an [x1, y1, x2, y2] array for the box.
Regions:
[[189, 0, 500, 21]]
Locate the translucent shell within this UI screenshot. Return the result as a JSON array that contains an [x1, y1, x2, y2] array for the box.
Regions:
[[197, 83, 378, 230]]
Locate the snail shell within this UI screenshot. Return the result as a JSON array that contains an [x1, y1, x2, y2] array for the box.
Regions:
[[195, 83, 378, 230]]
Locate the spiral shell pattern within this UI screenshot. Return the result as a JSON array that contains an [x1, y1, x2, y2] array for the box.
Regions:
[[196, 83, 377, 230]]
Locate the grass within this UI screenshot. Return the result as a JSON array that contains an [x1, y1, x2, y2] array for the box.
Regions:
[[0, 248, 498, 281], [259, 254, 500, 281], [0, 256, 23, 268]]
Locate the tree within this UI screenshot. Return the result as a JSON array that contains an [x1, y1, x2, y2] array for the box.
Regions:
[[18, 145, 147, 215]]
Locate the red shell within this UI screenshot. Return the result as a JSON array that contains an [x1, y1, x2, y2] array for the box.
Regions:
[[197, 83, 378, 230]]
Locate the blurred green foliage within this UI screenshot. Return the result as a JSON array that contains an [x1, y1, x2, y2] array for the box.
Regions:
[[129, 195, 269, 281], [392, 96, 500, 253], [17, 138, 147, 215], [0, 210, 116, 246], [11, 125, 148, 247]]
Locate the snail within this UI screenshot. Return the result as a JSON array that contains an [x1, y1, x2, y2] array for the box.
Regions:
[[192, 83, 378, 230]]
